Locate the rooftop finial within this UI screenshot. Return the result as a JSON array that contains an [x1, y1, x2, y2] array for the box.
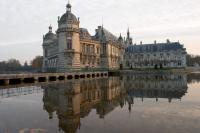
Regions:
[[66, 0, 72, 12], [102, 17, 104, 28], [49, 25, 52, 33]]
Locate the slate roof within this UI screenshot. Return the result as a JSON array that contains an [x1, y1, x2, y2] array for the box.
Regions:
[[80, 28, 92, 40], [126, 42, 186, 53], [94, 26, 118, 42]]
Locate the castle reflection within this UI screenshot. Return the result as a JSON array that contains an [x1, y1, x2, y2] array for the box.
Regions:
[[123, 74, 188, 103], [42, 74, 188, 133]]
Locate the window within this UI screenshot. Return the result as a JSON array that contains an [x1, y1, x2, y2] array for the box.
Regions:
[[87, 45, 90, 53], [45, 49, 48, 57], [82, 45, 84, 53], [90, 45, 93, 54], [67, 39, 72, 49], [103, 44, 106, 54], [45, 61, 47, 66], [92, 46, 95, 54], [160, 54, 163, 59]]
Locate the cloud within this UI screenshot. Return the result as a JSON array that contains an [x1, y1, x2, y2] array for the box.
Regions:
[[0, 0, 200, 61]]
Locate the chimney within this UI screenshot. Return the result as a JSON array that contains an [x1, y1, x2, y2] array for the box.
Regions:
[[167, 39, 170, 44]]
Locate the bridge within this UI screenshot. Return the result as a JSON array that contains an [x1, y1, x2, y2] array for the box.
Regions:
[[0, 71, 108, 86]]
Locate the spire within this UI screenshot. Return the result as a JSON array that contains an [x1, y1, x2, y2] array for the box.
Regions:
[[118, 33, 123, 44], [49, 25, 52, 33], [127, 27, 130, 38], [101, 17, 104, 29], [126, 27, 133, 45], [101, 17, 104, 35], [66, 0, 72, 12], [119, 33, 123, 40]]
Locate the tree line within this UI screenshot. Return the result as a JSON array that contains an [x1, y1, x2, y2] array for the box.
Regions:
[[186, 54, 200, 67], [0, 54, 199, 74], [0, 56, 43, 74]]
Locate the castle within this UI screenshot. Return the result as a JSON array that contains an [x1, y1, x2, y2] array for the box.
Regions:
[[42, 2, 187, 72]]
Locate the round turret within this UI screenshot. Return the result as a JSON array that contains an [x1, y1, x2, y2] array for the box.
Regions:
[[44, 25, 56, 40]]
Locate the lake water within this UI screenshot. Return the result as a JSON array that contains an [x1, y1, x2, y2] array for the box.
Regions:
[[0, 73, 200, 133]]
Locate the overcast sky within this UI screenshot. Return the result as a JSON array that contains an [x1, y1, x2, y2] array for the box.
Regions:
[[0, 0, 200, 63]]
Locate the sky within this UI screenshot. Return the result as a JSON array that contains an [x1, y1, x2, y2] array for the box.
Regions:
[[0, 0, 200, 64]]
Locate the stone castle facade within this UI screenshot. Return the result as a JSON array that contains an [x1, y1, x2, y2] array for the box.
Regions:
[[125, 40, 187, 69], [42, 2, 187, 72]]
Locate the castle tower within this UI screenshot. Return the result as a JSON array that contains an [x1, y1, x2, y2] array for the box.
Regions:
[[57, 2, 81, 72], [42, 25, 57, 72]]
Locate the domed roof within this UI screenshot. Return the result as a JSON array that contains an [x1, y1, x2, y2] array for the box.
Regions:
[[44, 26, 56, 40], [59, 12, 78, 25], [44, 32, 55, 40], [58, 3, 78, 25]]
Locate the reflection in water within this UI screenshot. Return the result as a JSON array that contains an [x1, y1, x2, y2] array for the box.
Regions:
[[123, 74, 188, 103], [0, 86, 42, 99], [42, 74, 188, 133], [42, 78, 122, 133], [187, 73, 200, 84]]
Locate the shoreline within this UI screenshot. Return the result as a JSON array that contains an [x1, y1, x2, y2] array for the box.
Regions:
[[109, 68, 200, 75]]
